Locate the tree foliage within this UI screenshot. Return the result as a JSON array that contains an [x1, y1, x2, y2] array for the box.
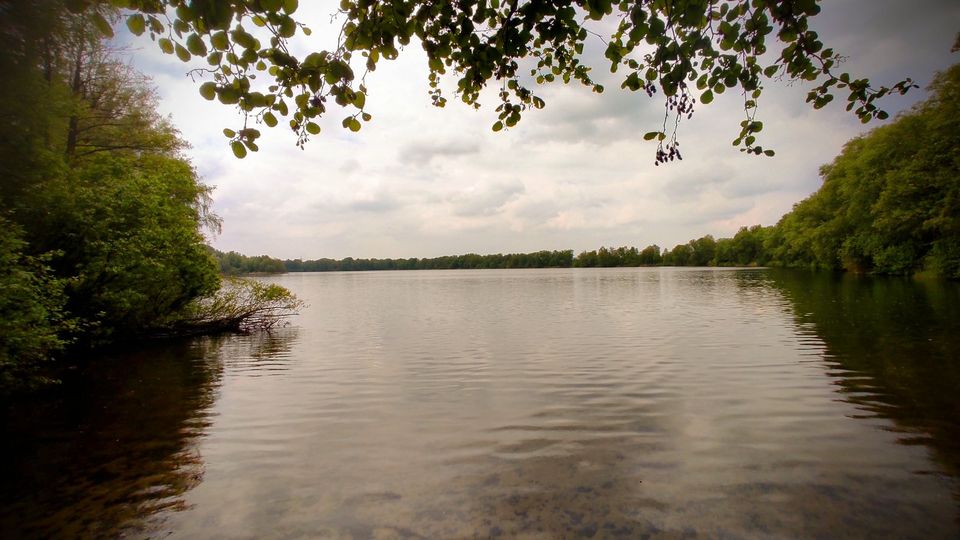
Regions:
[[0, 220, 72, 389], [767, 64, 960, 277], [163, 277, 306, 334], [212, 248, 287, 275], [76, 0, 914, 161], [0, 5, 234, 387], [284, 250, 575, 271], [24, 153, 222, 341]]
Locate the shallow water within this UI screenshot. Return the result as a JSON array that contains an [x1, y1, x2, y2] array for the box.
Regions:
[[2, 268, 959, 538]]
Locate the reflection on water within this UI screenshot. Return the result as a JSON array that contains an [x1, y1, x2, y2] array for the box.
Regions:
[[0, 329, 299, 537], [762, 270, 960, 494], [1, 269, 958, 538]]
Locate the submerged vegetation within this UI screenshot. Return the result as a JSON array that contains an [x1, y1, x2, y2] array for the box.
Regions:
[[157, 278, 305, 337]]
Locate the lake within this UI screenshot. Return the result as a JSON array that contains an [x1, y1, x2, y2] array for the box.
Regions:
[[2, 268, 958, 538]]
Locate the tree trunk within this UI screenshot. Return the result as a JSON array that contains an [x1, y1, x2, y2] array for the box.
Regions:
[[65, 37, 85, 159]]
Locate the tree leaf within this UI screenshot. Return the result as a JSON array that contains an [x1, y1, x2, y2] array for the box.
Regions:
[[91, 12, 113, 38], [199, 82, 217, 100], [186, 34, 207, 56], [175, 44, 191, 62], [231, 141, 247, 158], [126, 14, 146, 36], [211, 31, 229, 51]]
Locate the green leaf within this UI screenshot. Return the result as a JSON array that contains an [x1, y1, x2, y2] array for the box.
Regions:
[[199, 82, 217, 100], [643, 131, 660, 141], [223, 128, 236, 138], [700, 90, 714, 104], [126, 14, 146, 36], [264, 112, 278, 127], [158, 38, 174, 55], [218, 87, 240, 104], [231, 141, 248, 158], [283, 0, 299, 14], [91, 12, 113, 38], [186, 34, 207, 56], [305, 122, 321, 134], [175, 44, 191, 63], [492, 121, 504, 132], [763, 149, 775, 157], [211, 31, 229, 51]]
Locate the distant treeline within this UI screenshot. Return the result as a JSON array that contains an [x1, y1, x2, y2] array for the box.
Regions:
[[209, 229, 768, 274], [211, 248, 287, 275], [210, 239, 763, 273], [285, 250, 574, 271], [213, 64, 959, 278]]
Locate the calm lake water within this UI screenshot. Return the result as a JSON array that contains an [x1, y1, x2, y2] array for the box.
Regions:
[[2, 268, 959, 538]]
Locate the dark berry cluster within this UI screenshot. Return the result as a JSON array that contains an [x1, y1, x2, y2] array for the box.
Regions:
[[666, 86, 695, 120], [655, 141, 681, 165]]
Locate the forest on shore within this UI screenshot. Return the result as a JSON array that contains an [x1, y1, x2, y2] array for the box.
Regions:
[[218, 62, 958, 278], [0, 8, 298, 391]]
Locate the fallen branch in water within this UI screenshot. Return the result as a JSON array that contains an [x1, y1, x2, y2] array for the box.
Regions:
[[156, 278, 305, 337]]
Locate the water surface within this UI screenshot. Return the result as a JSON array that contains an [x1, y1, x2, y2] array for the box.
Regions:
[[2, 268, 958, 538]]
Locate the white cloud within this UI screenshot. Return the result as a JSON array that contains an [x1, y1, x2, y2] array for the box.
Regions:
[[118, 0, 959, 259]]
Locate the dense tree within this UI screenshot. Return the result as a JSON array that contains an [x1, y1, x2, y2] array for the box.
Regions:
[[0, 5, 224, 383], [0, 220, 71, 389], [71, 0, 913, 161], [767, 64, 960, 277], [23, 153, 221, 341], [639, 244, 663, 265], [212, 249, 287, 275], [662, 243, 691, 265]]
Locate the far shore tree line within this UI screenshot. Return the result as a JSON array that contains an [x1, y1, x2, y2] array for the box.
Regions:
[[209, 224, 821, 274], [218, 63, 959, 279]]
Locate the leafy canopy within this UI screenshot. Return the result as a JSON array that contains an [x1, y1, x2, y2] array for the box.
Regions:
[[81, 0, 914, 162], [766, 63, 960, 276], [0, 5, 222, 348]]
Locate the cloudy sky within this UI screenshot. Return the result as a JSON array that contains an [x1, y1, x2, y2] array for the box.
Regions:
[[123, 1, 959, 260]]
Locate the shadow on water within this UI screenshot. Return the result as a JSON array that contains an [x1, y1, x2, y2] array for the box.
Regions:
[[759, 269, 960, 504], [0, 329, 299, 538]]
